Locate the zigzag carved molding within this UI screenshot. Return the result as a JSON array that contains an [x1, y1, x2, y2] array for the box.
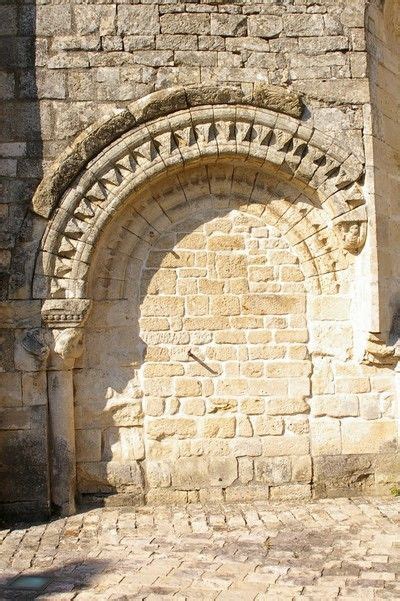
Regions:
[[34, 103, 366, 300]]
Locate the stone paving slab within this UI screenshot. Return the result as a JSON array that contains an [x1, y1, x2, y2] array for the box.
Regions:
[[0, 497, 399, 599]]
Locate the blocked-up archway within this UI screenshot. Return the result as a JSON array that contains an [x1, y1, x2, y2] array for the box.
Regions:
[[31, 85, 379, 513]]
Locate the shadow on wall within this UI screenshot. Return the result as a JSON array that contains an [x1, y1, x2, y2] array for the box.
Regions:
[[0, 1, 47, 522], [74, 187, 311, 504], [2, 1, 44, 298], [0, 560, 109, 599]]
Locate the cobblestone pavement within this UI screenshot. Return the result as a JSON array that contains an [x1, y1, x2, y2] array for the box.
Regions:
[[1, 497, 400, 600]]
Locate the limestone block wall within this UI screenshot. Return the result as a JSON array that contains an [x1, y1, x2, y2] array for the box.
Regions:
[[1, 0, 399, 518], [71, 176, 397, 505]]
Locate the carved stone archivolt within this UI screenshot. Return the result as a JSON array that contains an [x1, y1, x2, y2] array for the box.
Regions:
[[32, 84, 304, 219], [32, 86, 367, 300]]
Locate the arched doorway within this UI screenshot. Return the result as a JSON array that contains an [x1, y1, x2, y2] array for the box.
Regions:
[[32, 86, 368, 513]]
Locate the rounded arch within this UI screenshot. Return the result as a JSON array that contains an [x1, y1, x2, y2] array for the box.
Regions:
[[32, 87, 367, 302]]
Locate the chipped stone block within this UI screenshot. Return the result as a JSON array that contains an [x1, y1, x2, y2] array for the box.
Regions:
[[248, 15, 282, 39], [211, 14, 247, 37], [255, 456, 291, 485]]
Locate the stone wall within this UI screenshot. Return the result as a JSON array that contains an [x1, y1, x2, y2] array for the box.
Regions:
[[70, 157, 397, 506], [366, 0, 400, 340], [1, 0, 399, 518]]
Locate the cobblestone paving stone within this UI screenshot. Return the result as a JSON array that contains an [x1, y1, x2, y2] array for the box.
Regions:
[[1, 497, 400, 600]]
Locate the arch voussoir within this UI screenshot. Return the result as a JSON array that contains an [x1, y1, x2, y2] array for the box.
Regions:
[[32, 87, 367, 301]]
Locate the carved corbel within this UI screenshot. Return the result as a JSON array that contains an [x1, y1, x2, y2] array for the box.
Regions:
[[53, 328, 84, 362], [362, 333, 400, 367], [41, 298, 91, 367], [334, 205, 367, 254], [41, 298, 92, 329]]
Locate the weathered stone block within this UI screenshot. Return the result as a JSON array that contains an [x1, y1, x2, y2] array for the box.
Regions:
[[210, 295, 240, 316], [242, 294, 305, 315], [74, 5, 116, 35], [265, 361, 311, 378], [143, 377, 172, 398], [147, 418, 197, 440], [210, 14, 246, 37], [265, 397, 309, 415], [241, 398, 265, 415], [313, 454, 376, 498], [204, 417, 236, 438], [147, 460, 171, 488], [118, 5, 159, 35], [359, 395, 380, 420], [255, 456, 291, 485], [283, 14, 324, 37], [146, 488, 187, 505], [0, 329, 15, 372], [143, 363, 184, 377], [310, 417, 341, 456], [311, 395, 359, 418], [262, 434, 310, 456], [77, 461, 143, 494], [172, 456, 209, 490], [36, 5, 72, 35], [22, 371, 47, 406], [291, 455, 312, 483], [224, 484, 269, 502], [341, 420, 397, 454], [175, 379, 202, 397], [103, 427, 145, 462], [231, 437, 262, 457], [182, 398, 205, 416], [215, 255, 247, 278], [270, 484, 311, 501], [76, 429, 102, 462], [141, 296, 184, 317], [160, 14, 210, 35], [248, 15, 282, 39], [0, 372, 22, 407], [0, 407, 30, 429], [310, 297, 351, 320], [209, 456, 238, 487]]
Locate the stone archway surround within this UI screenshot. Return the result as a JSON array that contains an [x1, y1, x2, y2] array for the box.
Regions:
[[31, 85, 375, 514]]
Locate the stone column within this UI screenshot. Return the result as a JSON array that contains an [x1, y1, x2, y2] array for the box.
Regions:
[[41, 299, 91, 516]]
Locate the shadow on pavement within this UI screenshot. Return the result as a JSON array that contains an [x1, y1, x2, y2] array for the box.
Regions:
[[0, 559, 109, 599]]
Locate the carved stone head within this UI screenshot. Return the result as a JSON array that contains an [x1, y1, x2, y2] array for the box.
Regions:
[[336, 221, 366, 253], [53, 328, 84, 361]]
